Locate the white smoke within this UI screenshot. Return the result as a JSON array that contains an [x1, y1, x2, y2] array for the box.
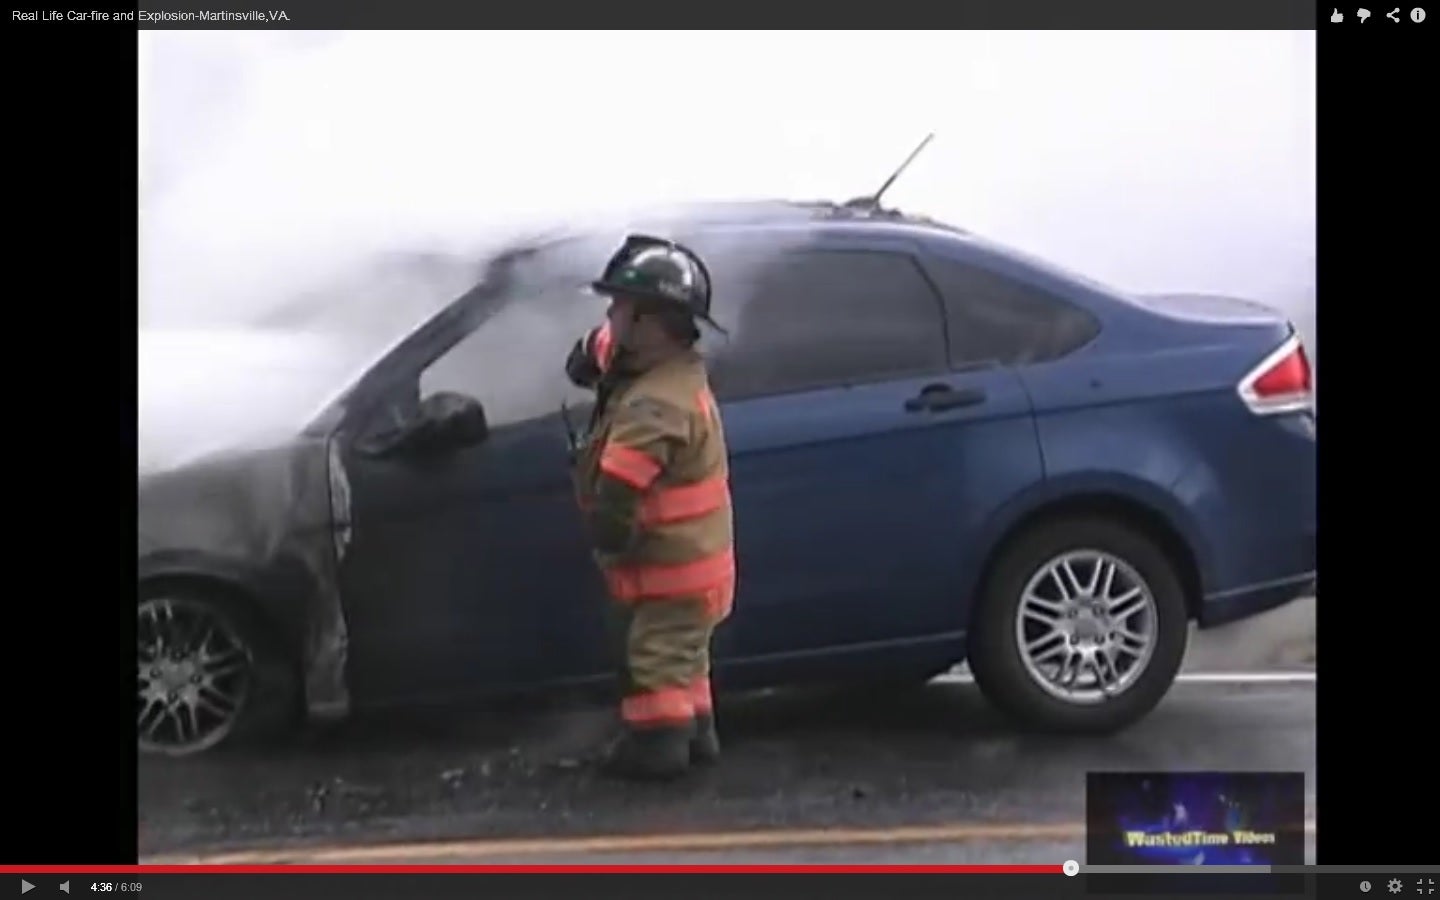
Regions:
[[138, 30, 1315, 470]]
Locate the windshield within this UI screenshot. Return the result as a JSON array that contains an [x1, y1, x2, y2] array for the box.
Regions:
[[138, 249, 495, 473], [138, 230, 648, 472], [404, 234, 623, 431]]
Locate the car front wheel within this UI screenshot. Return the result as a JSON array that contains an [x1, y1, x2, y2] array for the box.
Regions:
[[137, 586, 297, 756], [967, 516, 1189, 734]]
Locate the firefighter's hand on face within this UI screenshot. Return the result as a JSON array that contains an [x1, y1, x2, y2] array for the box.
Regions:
[[565, 323, 613, 390], [565, 335, 601, 389]]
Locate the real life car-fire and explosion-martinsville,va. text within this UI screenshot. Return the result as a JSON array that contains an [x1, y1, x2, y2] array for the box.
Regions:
[[11, 9, 290, 22]]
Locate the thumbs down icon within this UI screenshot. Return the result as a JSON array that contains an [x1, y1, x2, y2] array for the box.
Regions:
[[1358, 7, 1371, 19]]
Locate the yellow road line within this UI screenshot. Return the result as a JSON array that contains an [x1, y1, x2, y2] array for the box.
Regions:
[[143, 819, 1318, 865]]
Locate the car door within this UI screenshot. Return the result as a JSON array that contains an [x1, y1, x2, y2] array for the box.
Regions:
[[689, 233, 1045, 681], [335, 272, 617, 707]]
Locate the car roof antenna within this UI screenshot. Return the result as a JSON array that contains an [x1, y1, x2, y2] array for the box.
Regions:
[[842, 132, 935, 212]]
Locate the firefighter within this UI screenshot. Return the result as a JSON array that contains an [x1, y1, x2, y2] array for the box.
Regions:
[[565, 234, 735, 781]]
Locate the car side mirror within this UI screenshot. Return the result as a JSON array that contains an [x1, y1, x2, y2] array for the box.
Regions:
[[360, 391, 489, 460]]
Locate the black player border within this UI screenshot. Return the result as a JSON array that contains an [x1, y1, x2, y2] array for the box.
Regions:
[[9, 3, 1437, 876], [0, 870, 1276, 900], [14, 868, 1439, 900]]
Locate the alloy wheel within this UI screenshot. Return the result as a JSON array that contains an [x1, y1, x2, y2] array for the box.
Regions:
[[137, 596, 254, 755], [1013, 550, 1159, 704]]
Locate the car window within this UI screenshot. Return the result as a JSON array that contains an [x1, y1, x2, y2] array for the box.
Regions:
[[418, 279, 603, 431], [701, 248, 950, 400], [921, 254, 1101, 367]]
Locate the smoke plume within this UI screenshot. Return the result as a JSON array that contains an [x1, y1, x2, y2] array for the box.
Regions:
[[139, 30, 1314, 471]]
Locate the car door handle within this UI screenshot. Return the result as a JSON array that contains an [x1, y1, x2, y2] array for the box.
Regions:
[[904, 383, 987, 413]]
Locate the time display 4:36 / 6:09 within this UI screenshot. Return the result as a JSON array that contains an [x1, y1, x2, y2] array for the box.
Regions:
[[90, 884, 142, 892]]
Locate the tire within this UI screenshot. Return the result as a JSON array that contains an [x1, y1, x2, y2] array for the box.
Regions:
[[967, 515, 1188, 734], [137, 584, 300, 757]]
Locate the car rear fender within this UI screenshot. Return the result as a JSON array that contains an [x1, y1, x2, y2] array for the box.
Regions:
[[957, 471, 1214, 622]]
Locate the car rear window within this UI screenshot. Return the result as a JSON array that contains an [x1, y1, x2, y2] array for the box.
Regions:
[[704, 248, 950, 399], [921, 254, 1101, 366]]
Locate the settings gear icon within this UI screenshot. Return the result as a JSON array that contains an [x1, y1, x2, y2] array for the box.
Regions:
[[1390, 879, 1403, 893]]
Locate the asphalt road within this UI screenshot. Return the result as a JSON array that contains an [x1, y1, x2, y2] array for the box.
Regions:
[[140, 674, 1316, 865]]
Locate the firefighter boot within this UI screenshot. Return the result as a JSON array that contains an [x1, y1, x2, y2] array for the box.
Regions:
[[601, 723, 694, 781], [690, 713, 720, 765]]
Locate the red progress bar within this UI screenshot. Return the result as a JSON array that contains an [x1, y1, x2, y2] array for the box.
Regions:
[[2, 864, 1064, 874]]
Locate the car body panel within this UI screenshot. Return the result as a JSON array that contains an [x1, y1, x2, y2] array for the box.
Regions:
[[1013, 290, 1319, 622], [948, 467, 1219, 622], [334, 408, 610, 708], [136, 438, 352, 719], [1172, 407, 1317, 626], [713, 365, 1042, 687]]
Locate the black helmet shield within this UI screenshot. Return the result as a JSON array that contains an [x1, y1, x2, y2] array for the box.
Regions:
[[589, 234, 724, 334]]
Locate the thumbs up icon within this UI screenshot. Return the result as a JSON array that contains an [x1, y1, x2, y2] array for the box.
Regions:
[[1331, 7, 1344, 18]]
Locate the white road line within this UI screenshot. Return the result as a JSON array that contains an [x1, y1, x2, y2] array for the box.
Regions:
[[933, 671, 1315, 685]]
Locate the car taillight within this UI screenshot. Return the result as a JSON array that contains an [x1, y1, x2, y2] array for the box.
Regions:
[[1237, 332, 1313, 415]]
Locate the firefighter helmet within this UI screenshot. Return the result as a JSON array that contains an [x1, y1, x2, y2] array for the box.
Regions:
[[590, 234, 723, 332]]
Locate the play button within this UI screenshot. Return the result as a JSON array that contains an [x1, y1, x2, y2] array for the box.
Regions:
[[20, 881, 33, 895]]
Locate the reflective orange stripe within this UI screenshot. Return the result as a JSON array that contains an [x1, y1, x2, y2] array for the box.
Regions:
[[621, 687, 694, 725], [592, 322, 615, 373], [695, 387, 718, 425], [604, 546, 736, 602], [688, 677, 713, 713], [702, 573, 736, 619], [600, 444, 662, 490], [638, 475, 729, 525]]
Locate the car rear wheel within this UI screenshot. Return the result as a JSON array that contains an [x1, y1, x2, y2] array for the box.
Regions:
[[137, 586, 298, 756], [968, 516, 1188, 734]]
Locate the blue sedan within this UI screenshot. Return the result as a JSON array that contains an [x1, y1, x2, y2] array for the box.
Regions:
[[136, 200, 1316, 756]]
